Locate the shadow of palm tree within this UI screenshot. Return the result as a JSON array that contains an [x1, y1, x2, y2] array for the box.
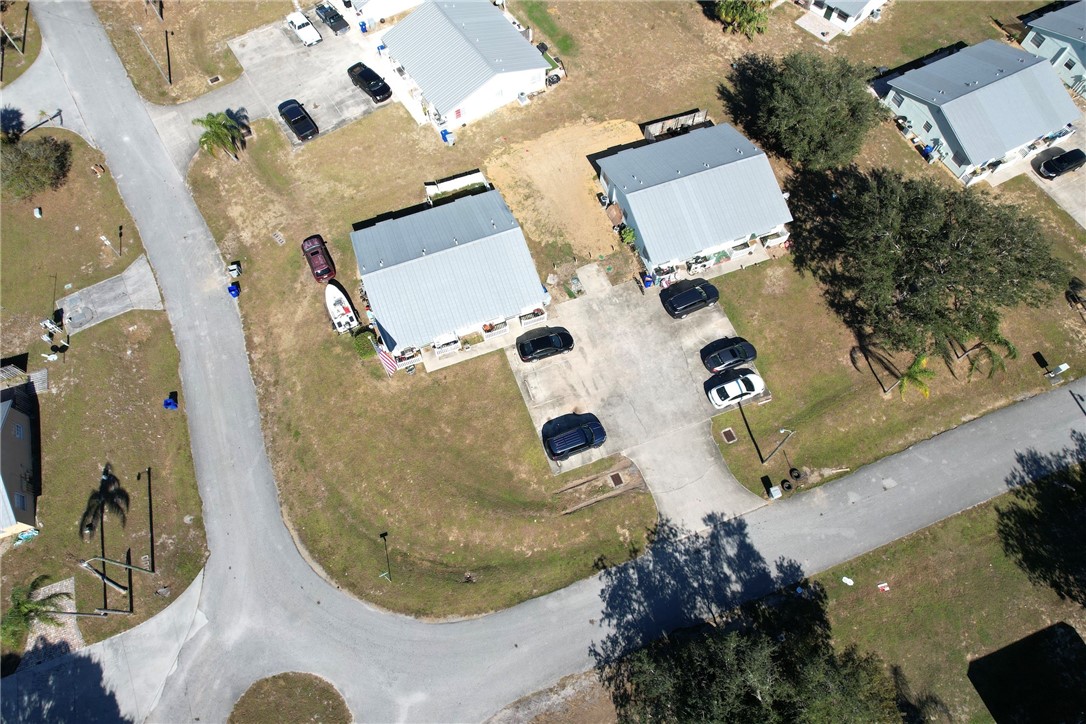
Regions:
[[996, 430, 1086, 607], [79, 463, 129, 542], [0, 639, 129, 721], [225, 107, 251, 150]]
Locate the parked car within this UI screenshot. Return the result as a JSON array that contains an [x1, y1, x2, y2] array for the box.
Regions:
[[301, 235, 335, 282], [1039, 148, 1086, 179], [347, 62, 392, 103], [278, 99, 318, 141], [702, 337, 757, 373], [707, 369, 765, 409], [542, 413, 606, 461], [315, 4, 350, 35], [516, 326, 574, 362], [286, 11, 322, 46], [661, 278, 719, 319]]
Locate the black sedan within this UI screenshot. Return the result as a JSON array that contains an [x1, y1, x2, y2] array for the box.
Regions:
[[702, 337, 757, 373], [661, 278, 719, 319], [315, 4, 350, 35], [516, 326, 574, 362], [277, 99, 318, 141], [348, 62, 392, 103]]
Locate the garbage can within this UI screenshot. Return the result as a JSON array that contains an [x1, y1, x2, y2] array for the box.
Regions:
[[227, 283, 240, 298]]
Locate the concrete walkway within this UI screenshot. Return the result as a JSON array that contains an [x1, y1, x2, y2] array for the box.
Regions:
[[2, 4, 1085, 724], [57, 255, 163, 333]]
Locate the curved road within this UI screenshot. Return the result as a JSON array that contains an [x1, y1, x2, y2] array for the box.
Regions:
[[3, 2, 1085, 721]]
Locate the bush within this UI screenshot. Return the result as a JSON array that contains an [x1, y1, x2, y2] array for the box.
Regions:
[[1, 136, 73, 200], [352, 330, 377, 360]]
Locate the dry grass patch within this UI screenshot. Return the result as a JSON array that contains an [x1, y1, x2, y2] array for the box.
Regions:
[[1, 138, 206, 661], [92, 0, 290, 104], [189, 119, 656, 617], [230, 672, 350, 724]]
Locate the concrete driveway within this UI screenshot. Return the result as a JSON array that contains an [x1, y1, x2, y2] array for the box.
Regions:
[[227, 18, 384, 145], [507, 265, 766, 529], [1027, 128, 1086, 230]]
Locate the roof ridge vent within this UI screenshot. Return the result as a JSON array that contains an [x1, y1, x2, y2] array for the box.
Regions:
[[421, 248, 426, 255], [453, 237, 458, 245]]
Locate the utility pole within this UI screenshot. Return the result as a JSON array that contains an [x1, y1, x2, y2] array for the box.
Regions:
[[137, 467, 155, 573], [379, 532, 391, 582], [164, 30, 172, 85]]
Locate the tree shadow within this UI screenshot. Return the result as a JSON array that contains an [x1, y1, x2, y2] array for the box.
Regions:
[[996, 430, 1086, 607], [225, 106, 251, 149], [892, 664, 951, 723], [717, 54, 778, 151], [1, 105, 25, 142], [0, 639, 130, 721]]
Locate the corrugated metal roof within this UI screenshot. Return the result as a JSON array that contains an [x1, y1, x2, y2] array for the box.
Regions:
[[382, 0, 548, 115], [350, 190, 545, 352], [888, 40, 1079, 164], [598, 124, 792, 266], [1, 400, 17, 530], [1027, 0, 1086, 42], [825, 0, 876, 18]]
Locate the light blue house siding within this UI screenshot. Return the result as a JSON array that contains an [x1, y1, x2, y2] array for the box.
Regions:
[[882, 40, 1079, 185], [1024, 0, 1086, 95]]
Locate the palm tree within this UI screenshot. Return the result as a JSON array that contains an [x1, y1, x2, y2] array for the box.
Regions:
[[897, 355, 937, 400], [79, 464, 129, 550], [192, 111, 244, 161], [1, 575, 71, 648], [716, 0, 771, 39]]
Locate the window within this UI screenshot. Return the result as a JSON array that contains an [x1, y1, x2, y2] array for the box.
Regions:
[[1030, 33, 1045, 48], [922, 121, 933, 133], [891, 92, 904, 107], [1065, 58, 1077, 71], [14, 493, 27, 511], [13, 423, 23, 439]]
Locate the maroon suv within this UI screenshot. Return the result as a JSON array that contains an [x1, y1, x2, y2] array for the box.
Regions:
[[301, 235, 335, 282]]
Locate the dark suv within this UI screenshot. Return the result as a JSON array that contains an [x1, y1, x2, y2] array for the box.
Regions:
[[661, 278, 719, 319], [1039, 148, 1086, 179], [301, 235, 335, 282], [516, 326, 574, 362], [348, 62, 392, 103], [278, 99, 318, 141], [702, 337, 757, 373], [542, 413, 606, 461]]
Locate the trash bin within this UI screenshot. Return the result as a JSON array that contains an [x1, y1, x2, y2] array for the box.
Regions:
[[227, 283, 240, 298], [359, 20, 367, 32]]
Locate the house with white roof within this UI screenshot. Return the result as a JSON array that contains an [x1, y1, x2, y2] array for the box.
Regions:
[[381, 0, 549, 129], [1, 395, 37, 540], [883, 39, 1080, 184], [595, 123, 792, 279], [805, 0, 887, 34], [350, 188, 549, 366], [1023, 0, 1086, 95]]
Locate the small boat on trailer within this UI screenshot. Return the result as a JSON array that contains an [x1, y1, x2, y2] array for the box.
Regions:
[[325, 284, 361, 334]]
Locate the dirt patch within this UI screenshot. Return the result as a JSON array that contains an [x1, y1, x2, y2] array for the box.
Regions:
[[485, 120, 643, 263], [487, 670, 616, 724]]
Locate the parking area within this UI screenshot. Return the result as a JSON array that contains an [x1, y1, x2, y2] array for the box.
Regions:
[[506, 265, 767, 529], [227, 15, 383, 144]]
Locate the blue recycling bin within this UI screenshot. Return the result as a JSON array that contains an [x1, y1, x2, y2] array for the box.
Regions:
[[227, 283, 240, 298], [359, 20, 368, 32]]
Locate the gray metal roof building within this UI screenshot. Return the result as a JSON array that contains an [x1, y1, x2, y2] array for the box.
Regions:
[[887, 40, 1079, 164], [598, 123, 792, 266], [350, 190, 545, 352], [1027, 0, 1086, 42], [382, 0, 548, 116], [824, 0, 876, 18]]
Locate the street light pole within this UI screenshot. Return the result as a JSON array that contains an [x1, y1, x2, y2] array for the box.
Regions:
[[137, 467, 155, 573], [763, 429, 795, 464], [379, 532, 391, 582]]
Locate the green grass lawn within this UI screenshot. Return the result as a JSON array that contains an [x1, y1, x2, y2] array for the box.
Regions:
[[188, 119, 657, 617], [836, 1, 1039, 70], [0, 1, 41, 88], [0, 131, 206, 661], [512, 0, 577, 56], [819, 497, 1086, 722], [230, 673, 350, 724]]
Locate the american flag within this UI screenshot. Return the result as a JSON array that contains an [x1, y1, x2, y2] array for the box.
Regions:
[[369, 336, 397, 377]]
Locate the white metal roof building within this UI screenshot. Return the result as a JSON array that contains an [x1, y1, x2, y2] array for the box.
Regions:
[[1024, 0, 1086, 95], [885, 40, 1079, 182], [382, 0, 549, 128], [350, 190, 547, 353], [597, 123, 792, 274]]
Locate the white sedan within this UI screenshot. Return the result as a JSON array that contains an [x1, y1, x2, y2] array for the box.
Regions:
[[708, 370, 765, 409], [286, 11, 322, 46]]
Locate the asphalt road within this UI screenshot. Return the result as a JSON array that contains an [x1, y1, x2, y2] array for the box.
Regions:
[[3, 3, 1085, 722]]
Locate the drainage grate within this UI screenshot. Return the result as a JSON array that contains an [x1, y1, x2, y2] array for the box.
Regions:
[[207, 75, 222, 85], [721, 427, 738, 444], [271, 230, 286, 246], [610, 473, 623, 488]]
